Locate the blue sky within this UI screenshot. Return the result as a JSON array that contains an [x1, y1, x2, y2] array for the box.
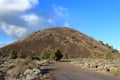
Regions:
[[0, 0, 120, 51]]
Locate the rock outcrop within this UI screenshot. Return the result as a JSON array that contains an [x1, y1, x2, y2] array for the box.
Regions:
[[71, 58, 120, 77]]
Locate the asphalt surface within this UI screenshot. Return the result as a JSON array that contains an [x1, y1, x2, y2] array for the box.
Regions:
[[45, 62, 120, 80]]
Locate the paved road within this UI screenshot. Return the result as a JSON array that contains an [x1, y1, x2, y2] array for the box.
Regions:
[[45, 62, 120, 80]]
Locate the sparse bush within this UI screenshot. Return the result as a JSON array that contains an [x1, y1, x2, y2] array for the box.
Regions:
[[99, 40, 104, 45], [99, 41, 119, 53], [18, 57, 37, 70], [64, 40, 69, 44], [90, 53, 102, 59], [9, 50, 17, 59], [63, 53, 69, 59], [92, 44, 97, 49], [71, 36, 75, 39], [105, 43, 119, 53], [111, 48, 119, 53], [104, 51, 113, 59]]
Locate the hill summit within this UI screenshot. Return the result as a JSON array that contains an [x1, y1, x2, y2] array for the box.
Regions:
[[0, 27, 117, 57]]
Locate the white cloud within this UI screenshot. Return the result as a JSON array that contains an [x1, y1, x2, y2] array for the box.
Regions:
[[52, 4, 68, 17], [0, 0, 39, 39], [22, 14, 40, 22], [0, 42, 8, 48], [48, 19, 53, 23], [0, 0, 39, 25], [0, 2, 70, 39], [21, 14, 56, 30], [48, 19, 56, 25], [64, 22, 70, 27], [1, 23, 27, 39], [0, 42, 12, 48], [21, 14, 41, 26], [0, 0, 38, 15]]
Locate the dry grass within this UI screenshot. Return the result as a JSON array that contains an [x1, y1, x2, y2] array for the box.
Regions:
[[6, 58, 38, 80], [43, 73, 55, 80], [109, 70, 120, 77]]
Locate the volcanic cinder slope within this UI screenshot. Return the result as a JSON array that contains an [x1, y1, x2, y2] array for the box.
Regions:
[[0, 27, 115, 57]]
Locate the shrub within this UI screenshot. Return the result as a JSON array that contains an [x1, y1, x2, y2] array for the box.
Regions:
[[49, 51, 56, 61], [64, 40, 69, 44], [111, 48, 119, 53], [49, 48, 63, 61], [40, 48, 63, 61], [104, 51, 113, 59], [17, 51, 25, 59], [90, 53, 102, 59], [39, 48, 50, 60], [99, 40, 104, 45], [63, 53, 69, 59], [9, 50, 17, 59]]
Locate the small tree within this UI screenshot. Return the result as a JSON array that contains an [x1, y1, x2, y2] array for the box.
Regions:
[[17, 51, 25, 59], [9, 50, 17, 59], [39, 48, 50, 60], [49, 51, 56, 61], [99, 40, 104, 45], [49, 48, 63, 61]]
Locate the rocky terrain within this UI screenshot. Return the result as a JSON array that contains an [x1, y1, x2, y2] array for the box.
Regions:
[[0, 27, 118, 57], [70, 58, 120, 77], [1, 58, 120, 80], [0, 58, 54, 80]]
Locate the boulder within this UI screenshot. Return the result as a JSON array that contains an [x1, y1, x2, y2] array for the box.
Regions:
[[24, 68, 41, 80]]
